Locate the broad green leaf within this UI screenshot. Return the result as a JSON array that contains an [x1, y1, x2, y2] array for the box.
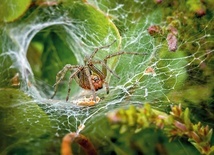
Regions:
[[0, 88, 53, 154], [0, 0, 31, 22]]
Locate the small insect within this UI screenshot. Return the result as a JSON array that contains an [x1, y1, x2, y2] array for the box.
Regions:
[[51, 40, 147, 101]]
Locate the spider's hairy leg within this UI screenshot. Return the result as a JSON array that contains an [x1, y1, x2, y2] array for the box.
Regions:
[[66, 69, 81, 101], [84, 67, 97, 101], [104, 51, 148, 61], [89, 39, 117, 59], [91, 60, 120, 79], [102, 51, 148, 78], [88, 62, 106, 79], [104, 81, 109, 94], [51, 64, 80, 99], [101, 61, 120, 79]]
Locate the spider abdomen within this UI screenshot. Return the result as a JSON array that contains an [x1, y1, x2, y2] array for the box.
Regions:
[[76, 68, 104, 91]]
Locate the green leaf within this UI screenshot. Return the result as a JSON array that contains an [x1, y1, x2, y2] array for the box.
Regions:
[[183, 108, 192, 130], [206, 128, 213, 143], [0, 0, 31, 22], [0, 88, 53, 154], [186, 0, 205, 12], [209, 146, 214, 155], [64, 2, 120, 41]]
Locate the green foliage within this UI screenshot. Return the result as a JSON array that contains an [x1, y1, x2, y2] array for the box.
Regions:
[[108, 104, 214, 155], [186, 0, 206, 16], [0, 88, 53, 154], [0, 0, 31, 22], [0, 0, 213, 154]]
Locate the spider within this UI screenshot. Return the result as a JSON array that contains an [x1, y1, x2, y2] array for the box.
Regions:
[[51, 40, 147, 101]]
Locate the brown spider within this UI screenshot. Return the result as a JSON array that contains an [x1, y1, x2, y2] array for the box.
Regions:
[[51, 40, 146, 101]]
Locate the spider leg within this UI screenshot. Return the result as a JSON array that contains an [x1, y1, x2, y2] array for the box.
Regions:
[[100, 61, 120, 79], [51, 64, 80, 99], [89, 60, 120, 79], [104, 51, 147, 61], [66, 69, 81, 101], [104, 80, 109, 94], [88, 62, 105, 79], [101, 51, 148, 78], [84, 67, 97, 101], [89, 39, 117, 59]]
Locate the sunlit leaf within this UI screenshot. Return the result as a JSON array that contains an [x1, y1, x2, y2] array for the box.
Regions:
[[0, 0, 31, 22]]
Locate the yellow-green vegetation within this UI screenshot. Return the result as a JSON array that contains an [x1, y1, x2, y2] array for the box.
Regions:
[[0, 0, 213, 154], [108, 103, 214, 155], [0, 0, 31, 22]]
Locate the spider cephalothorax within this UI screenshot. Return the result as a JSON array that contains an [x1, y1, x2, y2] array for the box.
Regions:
[[51, 40, 146, 101]]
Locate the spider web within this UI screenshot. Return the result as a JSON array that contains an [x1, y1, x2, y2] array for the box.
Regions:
[[0, 0, 214, 154]]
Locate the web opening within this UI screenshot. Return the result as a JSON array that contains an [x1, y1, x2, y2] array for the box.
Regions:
[[1, 1, 214, 154]]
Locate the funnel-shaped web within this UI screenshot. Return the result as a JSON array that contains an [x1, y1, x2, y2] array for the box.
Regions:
[[0, 0, 213, 155]]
